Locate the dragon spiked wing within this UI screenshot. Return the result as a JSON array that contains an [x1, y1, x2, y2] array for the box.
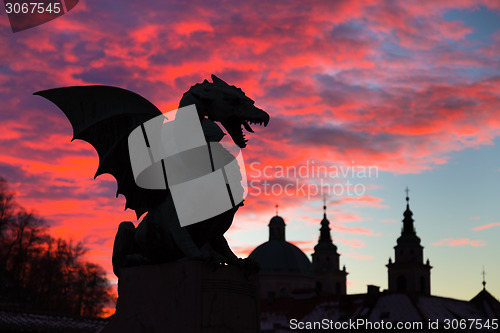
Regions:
[[34, 85, 166, 219]]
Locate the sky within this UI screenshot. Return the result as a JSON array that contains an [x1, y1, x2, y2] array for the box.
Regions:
[[0, 0, 499, 302]]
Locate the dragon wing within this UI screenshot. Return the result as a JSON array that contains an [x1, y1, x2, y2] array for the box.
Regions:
[[34, 85, 165, 219]]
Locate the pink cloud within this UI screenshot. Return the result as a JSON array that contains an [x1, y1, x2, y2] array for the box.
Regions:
[[333, 224, 380, 236], [473, 222, 500, 231], [432, 238, 486, 247], [332, 212, 363, 223], [289, 240, 315, 254], [337, 239, 365, 248], [341, 195, 389, 209], [231, 245, 260, 258]]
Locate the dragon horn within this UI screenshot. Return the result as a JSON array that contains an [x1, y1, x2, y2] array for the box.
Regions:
[[211, 74, 229, 86]]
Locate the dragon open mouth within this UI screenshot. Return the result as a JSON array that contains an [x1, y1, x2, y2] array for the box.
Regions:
[[221, 112, 270, 148]]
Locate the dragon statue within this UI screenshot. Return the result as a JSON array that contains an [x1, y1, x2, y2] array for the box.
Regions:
[[34, 75, 269, 277]]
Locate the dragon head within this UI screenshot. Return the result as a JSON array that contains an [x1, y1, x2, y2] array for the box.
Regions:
[[179, 74, 269, 148]]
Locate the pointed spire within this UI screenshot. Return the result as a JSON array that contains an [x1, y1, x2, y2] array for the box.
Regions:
[[405, 186, 410, 209], [397, 187, 421, 246], [275, 204, 279, 216], [315, 199, 337, 252], [323, 196, 327, 219], [482, 266, 486, 290], [320, 199, 330, 232], [402, 186, 415, 235]]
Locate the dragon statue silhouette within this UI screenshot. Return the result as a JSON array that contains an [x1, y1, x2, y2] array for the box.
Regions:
[[35, 75, 269, 277]]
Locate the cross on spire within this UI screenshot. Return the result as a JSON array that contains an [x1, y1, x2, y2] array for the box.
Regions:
[[482, 266, 486, 290], [405, 186, 410, 202], [317, 196, 334, 246]]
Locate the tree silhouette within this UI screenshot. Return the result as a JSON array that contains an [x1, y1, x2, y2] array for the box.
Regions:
[[0, 177, 113, 317], [0, 177, 15, 241]]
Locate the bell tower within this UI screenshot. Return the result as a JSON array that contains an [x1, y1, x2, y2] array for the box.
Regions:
[[387, 188, 432, 295], [312, 200, 347, 295]]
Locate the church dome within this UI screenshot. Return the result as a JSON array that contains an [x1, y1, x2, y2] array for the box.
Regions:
[[249, 214, 313, 275], [249, 240, 313, 274], [269, 215, 285, 226]]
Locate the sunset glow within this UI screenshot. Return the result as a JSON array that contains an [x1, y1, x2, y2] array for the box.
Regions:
[[1, 0, 499, 303]]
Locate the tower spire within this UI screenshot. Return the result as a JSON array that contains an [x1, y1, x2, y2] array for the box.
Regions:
[[312, 199, 347, 295], [275, 204, 279, 216], [323, 196, 327, 219], [315, 200, 336, 250], [388, 187, 431, 295], [482, 266, 486, 290], [401, 186, 417, 237]]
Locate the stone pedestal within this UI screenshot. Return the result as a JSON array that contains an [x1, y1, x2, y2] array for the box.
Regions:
[[101, 261, 259, 333]]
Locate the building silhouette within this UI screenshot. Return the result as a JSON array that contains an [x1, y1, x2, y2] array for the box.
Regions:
[[2, 191, 498, 332], [249, 202, 348, 300], [312, 202, 348, 296], [387, 190, 432, 295], [249, 208, 316, 300], [250, 192, 500, 332]]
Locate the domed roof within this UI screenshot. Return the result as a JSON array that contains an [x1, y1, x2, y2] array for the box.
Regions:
[[269, 215, 285, 226], [249, 240, 313, 274], [249, 211, 313, 275]]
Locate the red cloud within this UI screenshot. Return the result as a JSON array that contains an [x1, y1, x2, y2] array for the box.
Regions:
[[1, 0, 500, 288]]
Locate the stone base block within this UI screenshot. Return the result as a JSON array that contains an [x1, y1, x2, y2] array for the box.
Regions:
[[101, 261, 259, 333]]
